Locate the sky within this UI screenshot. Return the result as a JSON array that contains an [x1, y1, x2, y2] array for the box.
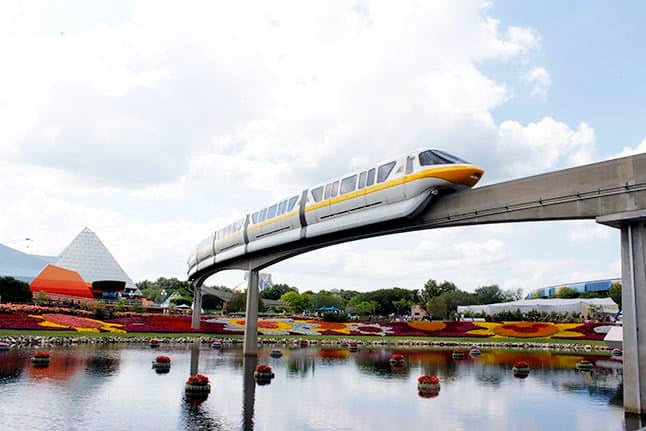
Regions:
[[1, 0, 645, 295]]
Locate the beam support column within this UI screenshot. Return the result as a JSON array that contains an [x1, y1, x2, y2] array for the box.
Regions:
[[243, 269, 259, 356], [598, 210, 646, 416], [619, 222, 646, 415], [191, 279, 203, 330]]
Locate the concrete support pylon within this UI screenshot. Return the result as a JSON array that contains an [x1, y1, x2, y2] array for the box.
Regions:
[[191, 279, 203, 330], [619, 222, 646, 415], [243, 269, 259, 356], [599, 210, 646, 416]]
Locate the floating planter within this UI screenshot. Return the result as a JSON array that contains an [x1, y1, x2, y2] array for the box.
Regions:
[[299, 339, 309, 347], [417, 375, 441, 397], [269, 349, 283, 358], [211, 340, 222, 349], [469, 347, 481, 357], [575, 359, 594, 371], [254, 364, 275, 385], [611, 348, 622, 357], [31, 351, 51, 367], [149, 339, 161, 348], [0, 341, 10, 350], [339, 341, 349, 348], [389, 353, 406, 366], [152, 355, 171, 373], [512, 360, 530, 378], [452, 349, 465, 360], [348, 342, 358, 352], [185, 374, 211, 397]]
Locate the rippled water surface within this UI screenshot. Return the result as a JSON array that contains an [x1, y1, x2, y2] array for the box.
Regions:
[[0, 343, 632, 430]]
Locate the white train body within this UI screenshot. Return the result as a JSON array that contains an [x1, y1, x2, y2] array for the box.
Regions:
[[188, 149, 484, 277]]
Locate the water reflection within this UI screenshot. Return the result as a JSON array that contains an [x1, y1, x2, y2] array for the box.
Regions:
[[0, 344, 640, 430], [242, 356, 257, 431]]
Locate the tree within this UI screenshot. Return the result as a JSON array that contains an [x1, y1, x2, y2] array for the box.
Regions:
[[557, 286, 579, 299], [353, 301, 378, 316], [392, 298, 413, 317], [225, 291, 247, 313], [170, 296, 193, 307], [260, 283, 298, 300], [136, 277, 192, 303], [280, 291, 312, 314], [0, 276, 33, 303], [474, 285, 505, 304], [439, 290, 478, 316], [609, 282, 622, 309], [426, 297, 448, 320], [201, 294, 224, 310], [422, 279, 457, 301]]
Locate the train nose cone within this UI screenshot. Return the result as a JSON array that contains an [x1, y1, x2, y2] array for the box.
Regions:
[[462, 167, 484, 187]]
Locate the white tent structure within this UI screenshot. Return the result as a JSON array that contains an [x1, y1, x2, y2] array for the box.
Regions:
[[457, 298, 618, 317]]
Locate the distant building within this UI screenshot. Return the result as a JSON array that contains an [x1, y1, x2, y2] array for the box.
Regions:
[[0, 227, 139, 301], [411, 305, 428, 320], [527, 278, 620, 298]]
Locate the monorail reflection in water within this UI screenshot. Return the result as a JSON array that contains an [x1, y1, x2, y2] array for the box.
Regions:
[[0, 343, 640, 430]]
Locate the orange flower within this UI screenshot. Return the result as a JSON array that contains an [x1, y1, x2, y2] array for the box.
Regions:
[[493, 322, 559, 338], [406, 321, 447, 332]]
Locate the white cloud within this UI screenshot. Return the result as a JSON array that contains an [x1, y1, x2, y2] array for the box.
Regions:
[[522, 67, 551, 99], [0, 1, 620, 293], [615, 137, 646, 158]]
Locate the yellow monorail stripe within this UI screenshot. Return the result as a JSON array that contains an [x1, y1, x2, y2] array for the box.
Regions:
[[304, 165, 483, 212], [247, 209, 300, 232]]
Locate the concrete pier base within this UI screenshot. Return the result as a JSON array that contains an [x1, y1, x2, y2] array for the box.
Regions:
[[243, 269, 259, 356]]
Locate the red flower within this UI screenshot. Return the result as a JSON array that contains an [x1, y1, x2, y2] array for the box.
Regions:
[[33, 351, 50, 358], [186, 374, 209, 385], [418, 375, 440, 384], [155, 355, 171, 363], [513, 360, 529, 369], [255, 364, 273, 373], [390, 353, 405, 361]]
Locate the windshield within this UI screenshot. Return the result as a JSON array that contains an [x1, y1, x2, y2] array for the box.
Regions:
[[419, 149, 470, 165]]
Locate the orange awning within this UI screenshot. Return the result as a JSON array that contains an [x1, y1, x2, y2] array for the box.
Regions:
[[30, 265, 94, 299]]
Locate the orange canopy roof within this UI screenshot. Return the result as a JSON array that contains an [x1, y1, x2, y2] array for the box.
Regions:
[[30, 264, 94, 299]]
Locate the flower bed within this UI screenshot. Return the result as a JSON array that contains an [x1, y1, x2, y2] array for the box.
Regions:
[[254, 364, 275, 384], [493, 322, 559, 338], [417, 375, 441, 396], [0, 309, 616, 341], [512, 360, 530, 378], [31, 351, 51, 366]]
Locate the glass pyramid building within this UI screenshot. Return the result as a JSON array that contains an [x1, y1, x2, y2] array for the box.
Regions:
[[55, 227, 137, 293]]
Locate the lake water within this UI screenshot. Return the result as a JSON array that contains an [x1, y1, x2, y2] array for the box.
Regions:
[[0, 342, 636, 430]]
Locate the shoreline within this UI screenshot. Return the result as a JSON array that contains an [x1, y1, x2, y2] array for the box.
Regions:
[[0, 332, 614, 354]]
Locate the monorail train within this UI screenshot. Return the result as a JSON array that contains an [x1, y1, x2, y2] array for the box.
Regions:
[[187, 148, 484, 277]]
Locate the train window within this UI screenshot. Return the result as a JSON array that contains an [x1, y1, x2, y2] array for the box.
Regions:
[[358, 171, 367, 189], [312, 187, 324, 202], [340, 175, 357, 194], [377, 161, 396, 183], [419, 150, 448, 166], [324, 183, 332, 199], [288, 195, 298, 210], [259, 208, 267, 222], [406, 156, 415, 174], [277, 200, 287, 215], [367, 168, 375, 186], [252, 212, 258, 224], [331, 181, 339, 197], [267, 204, 277, 219], [433, 149, 469, 164]]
